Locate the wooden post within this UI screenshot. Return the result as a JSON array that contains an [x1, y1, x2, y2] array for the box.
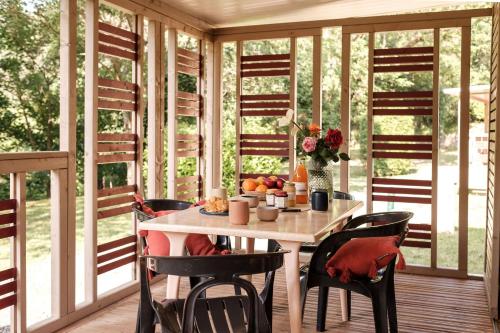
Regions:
[[51, 169, 69, 318], [312, 34, 322, 126], [133, 15, 145, 195], [366, 32, 374, 214], [59, 0, 77, 313], [431, 28, 440, 269], [289, 37, 297, 179], [147, 20, 165, 198], [167, 28, 178, 199], [340, 32, 351, 193], [458, 24, 471, 274], [198, 39, 206, 200], [11, 173, 26, 333], [84, 0, 98, 303], [235, 41, 242, 194]]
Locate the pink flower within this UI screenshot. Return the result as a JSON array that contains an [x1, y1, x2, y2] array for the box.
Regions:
[[302, 137, 317, 153]]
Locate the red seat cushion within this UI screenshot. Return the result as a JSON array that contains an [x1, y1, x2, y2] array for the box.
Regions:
[[134, 194, 229, 256], [325, 236, 405, 283]]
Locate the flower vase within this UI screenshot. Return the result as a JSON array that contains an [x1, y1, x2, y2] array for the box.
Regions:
[[307, 160, 334, 200]]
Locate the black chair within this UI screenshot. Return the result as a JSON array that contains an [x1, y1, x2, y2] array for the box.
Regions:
[[300, 211, 413, 332], [136, 251, 286, 333], [299, 191, 355, 254]]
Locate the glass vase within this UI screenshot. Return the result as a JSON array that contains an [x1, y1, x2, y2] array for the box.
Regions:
[[307, 160, 334, 200]]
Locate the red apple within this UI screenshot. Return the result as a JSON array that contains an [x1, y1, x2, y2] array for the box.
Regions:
[[276, 178, 285, 189], [263, 177, 276, 189]]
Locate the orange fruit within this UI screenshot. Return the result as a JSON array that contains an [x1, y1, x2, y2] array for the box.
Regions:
[[256, 176, 266, 185], [242, 179, 257, 191], [269, 175, 278, 181], [255, 184, 268, 193]]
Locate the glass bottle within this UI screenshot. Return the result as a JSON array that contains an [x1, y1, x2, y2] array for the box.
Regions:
[[293, 161, 308, 204]]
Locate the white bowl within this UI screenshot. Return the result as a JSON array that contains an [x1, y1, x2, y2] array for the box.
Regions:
[[256, 206, 279, 222], [239, 194, 260, 208]]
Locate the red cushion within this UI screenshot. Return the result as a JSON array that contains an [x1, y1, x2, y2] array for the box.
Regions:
[[325, 236, 405, 283]]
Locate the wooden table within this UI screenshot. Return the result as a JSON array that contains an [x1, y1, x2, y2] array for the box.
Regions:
[[138, 199, 363, 333]]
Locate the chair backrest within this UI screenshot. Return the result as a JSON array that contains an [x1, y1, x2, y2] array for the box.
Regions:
[[309, 211, 412, 275], [140, 252, 286, 333], [333, 190, 354, 201], [134, 199, 192, 222]]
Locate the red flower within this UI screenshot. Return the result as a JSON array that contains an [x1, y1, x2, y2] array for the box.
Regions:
[[325, 129, 343, 149]]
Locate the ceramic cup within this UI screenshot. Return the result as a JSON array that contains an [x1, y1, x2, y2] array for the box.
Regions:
[[311, 190, 329, 211], [256, 206, 279, 222], [229, 200, 250, 225], [239, 194, 259, 208]]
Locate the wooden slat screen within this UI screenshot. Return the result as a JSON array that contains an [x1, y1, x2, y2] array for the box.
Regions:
[[0, 199, 16, 310], [96, 235, 137, 275], [373, 47, 434, 73]]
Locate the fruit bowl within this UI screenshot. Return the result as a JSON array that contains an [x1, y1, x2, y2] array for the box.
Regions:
[[241, 190, 266, 201]]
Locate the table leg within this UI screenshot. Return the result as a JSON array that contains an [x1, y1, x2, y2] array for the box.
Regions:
[[164, 232, 188, 299], [277, 240, 303, 333], [340, 289, 348, 321], [243, 238, 255, 282]]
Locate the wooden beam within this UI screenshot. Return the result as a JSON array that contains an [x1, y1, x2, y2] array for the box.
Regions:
[[198, 38, 206, 201], [289, 37, 297, 180], [84, 0, 98, 303], [214, 28, 322, 42], [340, 33, 351, 193], [458, 24, 471, 274], [147, 20, 165, 198], [366, 32, 374, 214], [312, 34, 322, 126], [167, 28, 178, 199], [0, 157, 68, 174], [431, 28, 440, 270], [213, 8, 491, 37], [343, 18, 471, 34], [235, 41, 243, 195]]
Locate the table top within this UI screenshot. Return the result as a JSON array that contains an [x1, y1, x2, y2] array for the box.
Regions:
[[138, 199, 363, 243]]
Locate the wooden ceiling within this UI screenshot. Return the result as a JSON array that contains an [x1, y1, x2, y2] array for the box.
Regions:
[[157, 0, 473, 28]]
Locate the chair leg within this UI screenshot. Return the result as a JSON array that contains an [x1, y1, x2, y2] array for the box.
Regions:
[[387, 279, 398, 333], [189, 276, 207, 298], [347, 289, 352, 321], [316, 286, 329, 332], [300, 275, 308, 320], [137, 297, 156, 333], [371, 291, 389, 333]]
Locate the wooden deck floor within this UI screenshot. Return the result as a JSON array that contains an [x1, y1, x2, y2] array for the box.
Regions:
[[59, 270, 493, 333]]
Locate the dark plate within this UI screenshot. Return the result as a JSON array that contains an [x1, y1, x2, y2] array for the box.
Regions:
[[199, 207, 229, 216]]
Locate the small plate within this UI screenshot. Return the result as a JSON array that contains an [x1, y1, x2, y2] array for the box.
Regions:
[[199, 207, 229, 216]]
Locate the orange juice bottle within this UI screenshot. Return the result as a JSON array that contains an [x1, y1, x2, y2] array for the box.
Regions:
[[293, 161, 308, 204]]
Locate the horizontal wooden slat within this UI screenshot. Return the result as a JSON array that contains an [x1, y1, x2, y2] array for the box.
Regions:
[[373, 55, 433, 64], [176, 182, 200, 193], [0, 213, 16, 226], [98, 99, 135, 111], [97, 244, 137, 265], [373, 143, 432, 151], [177, 108, 199, 117], [241, 102, 290, 109], [374, 64, 433, 73], [177, 55, 200, 69], [0, 200, 16, 211], [373, 91, 433, 99], [407, 231, 432, 240], [240, 134, 289, 141], [240, 141, 289, 148], [0, 268, 15, 282], [97, 254, 136, 275], [240, 149, 289, 157], [372, 195, 431, 204], [408, 223, 432, 231], [176, 191, 201, 202], [98, 88, 135, 102], [0, 226, 16, 239], [373, 135, 432, 142], [97, 204, 133, 220], [373, 108, 433, 116], [177, 99, 199, 109], [99, 44, 136, 61], [176, 175, 201, 184], [176, 150, 201, 158], [241, 54, 290, 62], [402, 240, 431, 248], [241, 110, 288, 117], [98, 78, 135, 91], [373, 99, 433, 107], [372, 186, 432, 196], [176, 134, 201, 141], [241, 61, 290, 70], [97, 153, 135, 164], [98, 32, 136, 51], [98, 185, 136, 198], [177, 141, 201, 150], [177, 91, 200, 101], [177, 47, 201, 61], [178, 64, 200, 76], [373, 151, 432, 159], [98, 235, 137, 253], [372, 178, 432, 187], [97, 194, 135, 209], [0, 294, 16, 311], [0, 281, 16, 297], [98, 22, 136, 41], [98, 143, 136, 153], [241, 69, 290, 77], [374, 47, 433, 56], [240, 94, 290, 101]]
